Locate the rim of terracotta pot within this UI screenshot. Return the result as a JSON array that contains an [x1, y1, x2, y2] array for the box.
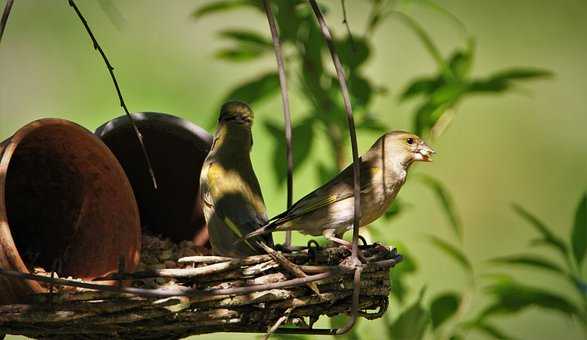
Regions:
[[96, 112, 213, 153], [0, 118, 141, 301]]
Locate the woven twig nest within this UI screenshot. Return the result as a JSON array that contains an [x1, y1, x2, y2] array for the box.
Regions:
[[0, 241, 401, 340]]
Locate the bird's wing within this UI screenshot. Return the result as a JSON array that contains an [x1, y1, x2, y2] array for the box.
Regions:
[[206, 161, 272, 246], [270, 158, 380, 227]]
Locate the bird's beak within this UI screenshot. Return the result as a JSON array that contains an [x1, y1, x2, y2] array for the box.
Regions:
[[416, 143, 436, 162]]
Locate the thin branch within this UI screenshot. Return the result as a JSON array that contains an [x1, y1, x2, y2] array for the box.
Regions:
[[308, 0, 362, 335], [262, 0, 294, 247], [307, 0, 360, 266], [68, 0, 158, 189], [0, 0, 14, 44], [340, 0, 355, 50], [0, 267, 335, 299]]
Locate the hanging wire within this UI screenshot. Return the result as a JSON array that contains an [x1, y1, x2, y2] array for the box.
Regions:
[[68, 0, 158, 189], [308, 0, 363, 335], [262, 0, 294, 248], [0, 0, 14, 44]]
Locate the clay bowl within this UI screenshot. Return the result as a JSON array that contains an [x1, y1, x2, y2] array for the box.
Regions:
[[95, 112, 212, 246], [0, 119, 141, 304]]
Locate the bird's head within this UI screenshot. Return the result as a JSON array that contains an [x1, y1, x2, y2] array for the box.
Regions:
[[218, 101, 254, 127], [383, 131, 435, 166]]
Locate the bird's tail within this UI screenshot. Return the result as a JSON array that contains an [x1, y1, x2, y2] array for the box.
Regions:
[[234, 221, 278, 246]]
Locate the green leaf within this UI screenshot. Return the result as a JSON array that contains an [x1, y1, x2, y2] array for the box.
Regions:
[[336, 36, 370, 70], [264, 117, 315, 186], [215, 47, 266, 62], [571, 193, 587, 266], [192, 0, 255, 19], [392, 11, 446, 72], [383, 199, 403, 220], [400, 77, 442, 101], [430, 292, 460, 329], [488, 68, 553, 81], [218, 29, 272, 48], [469, 67, 552, 93], [223, 72, 280, 105], [417, 174, 463, 241], [356, 114, 388, 134], [348, 74, 373, 109], [482, 277, 579, 317], [389, 288, 429, 340], [389, 243, 417, 304], [489, 255, 565, 275], [428, 235, 472, 273], [512, 204, 569, 259], [470, 322, 518, 340], [414, 101, 448, 136], [448, 49, 472, 80]]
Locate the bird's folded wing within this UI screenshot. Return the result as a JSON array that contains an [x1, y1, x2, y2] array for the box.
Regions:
[[206, 162, 271, 246], [269, 160, 378, 225]]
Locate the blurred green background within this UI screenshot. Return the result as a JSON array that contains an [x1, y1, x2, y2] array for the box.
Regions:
[[1, 0, 586, 339]]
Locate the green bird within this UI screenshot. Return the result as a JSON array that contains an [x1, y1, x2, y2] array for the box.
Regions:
[[199, 101, 274, 257], [243, 131, 435, 247]]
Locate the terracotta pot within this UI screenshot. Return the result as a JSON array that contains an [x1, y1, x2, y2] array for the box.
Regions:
[[0, 119, 141, 304], [95, 112, 212, 246]]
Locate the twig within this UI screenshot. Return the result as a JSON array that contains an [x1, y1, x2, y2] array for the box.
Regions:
[[68, 0, 158, 189], [340, 0, 355, 50], [308, 0, 362, 335], [0, 0, 14, 44], [259, 242, 321, 295], [0, 267, 335, 299], [264, 312, 290, 340], [262, 0, 294, 247]]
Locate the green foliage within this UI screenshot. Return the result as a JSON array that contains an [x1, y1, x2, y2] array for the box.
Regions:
[[467, 321, 518, 340], [427, 235, 472, 273], [223, 72, 280, 105], [191, 0, 256, 19], [483, 194, 587, 336], [489, 255, 565, 275], [571, 193, 587, 266], [482, 277, 579, 317], [397, 27, 551, 136], [387, 288, 429, 340], [430, 292, 460, 329], [192, 1, 565, 339], [417, 174, 462, 241], [215, 29, 273, 62], [512, 203, 569, 259], [264, 117, 316, 186], [389, 244, 417, 303]]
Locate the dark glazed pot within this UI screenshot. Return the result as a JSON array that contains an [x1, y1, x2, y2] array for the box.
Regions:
[[0, 119, 141, 304], [95, 113, 212, 246]]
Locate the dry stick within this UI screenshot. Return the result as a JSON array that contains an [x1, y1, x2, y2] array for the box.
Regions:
[[68, 0, 158, 189], [262, 0, 294, 247], [258, 242, 321, 296], [0, 0, 14, 44], [0, 267, 335, 299], [308, 0, 362, 335]]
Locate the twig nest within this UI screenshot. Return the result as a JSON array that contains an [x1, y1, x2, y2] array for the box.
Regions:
[[0, 240, 401, 340]]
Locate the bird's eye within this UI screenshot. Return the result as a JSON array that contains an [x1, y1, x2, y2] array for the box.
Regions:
[[406, 138, 414, 145]]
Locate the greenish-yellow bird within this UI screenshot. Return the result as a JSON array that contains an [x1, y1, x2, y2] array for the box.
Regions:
[[200, 101, 273, 257], [244, 131, 434, 247]]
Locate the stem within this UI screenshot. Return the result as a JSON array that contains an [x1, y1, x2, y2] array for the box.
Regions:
[[308, 0, 362, 335], [68, 0, 158, 189], [340, 0, 355, 50], [0, 0, 14, 44], [262, 0, 294, 247]]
